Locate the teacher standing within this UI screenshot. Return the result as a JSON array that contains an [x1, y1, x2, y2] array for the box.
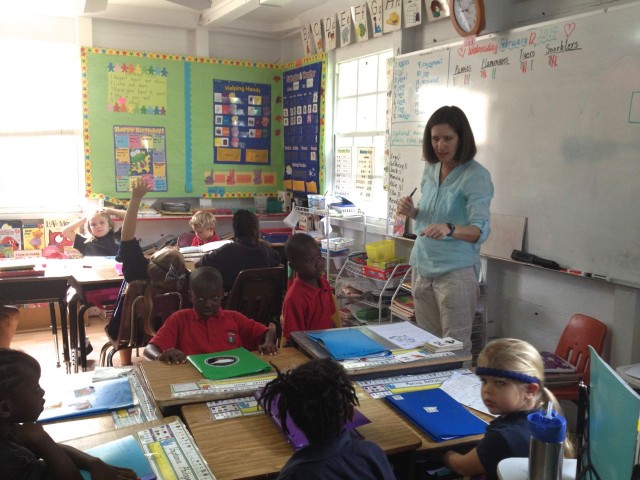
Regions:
[[396, 106, 493, 356]]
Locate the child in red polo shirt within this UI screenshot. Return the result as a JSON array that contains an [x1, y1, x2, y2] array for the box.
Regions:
[[281, 233, 341, 345], [144, 266, 278, 364]]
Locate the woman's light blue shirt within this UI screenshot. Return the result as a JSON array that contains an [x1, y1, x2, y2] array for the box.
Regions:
[[410, 159, 494, 278]]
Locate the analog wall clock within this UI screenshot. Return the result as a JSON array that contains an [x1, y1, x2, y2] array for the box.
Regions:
[[450, 0, 485, 37]]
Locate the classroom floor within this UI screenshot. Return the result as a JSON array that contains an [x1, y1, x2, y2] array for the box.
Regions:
[[11, 313, 145, 383]]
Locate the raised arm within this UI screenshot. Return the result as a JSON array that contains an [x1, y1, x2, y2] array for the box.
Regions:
[[62, 217, 86, 241], [104, 207, 127, 220], [120, 179, 151, 242]]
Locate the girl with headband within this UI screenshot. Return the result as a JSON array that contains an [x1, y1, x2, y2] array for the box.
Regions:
[[441, 338, 573, 480]]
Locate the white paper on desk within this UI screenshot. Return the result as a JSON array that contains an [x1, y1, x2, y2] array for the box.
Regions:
[[283, 209, 301, 228], [624, 364, 640, 380], [179, 239, 232, 254], [440, 371, 495, 417], [91, 366, 132, 382], [367, 321, 440, 349]]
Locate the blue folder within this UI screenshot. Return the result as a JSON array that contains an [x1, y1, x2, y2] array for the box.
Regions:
[[80, 435, 153, 480], [38, 376, 134, 423], [306, 329, 390, 360], [385, 388, 488, 442]]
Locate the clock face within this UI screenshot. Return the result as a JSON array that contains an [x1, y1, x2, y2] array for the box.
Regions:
[[453, 0, 478, 32], [451, 0, 484, 36]]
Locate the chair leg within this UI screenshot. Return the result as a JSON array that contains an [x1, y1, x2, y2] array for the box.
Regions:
[[99, 342, 111, 367], [106, 349, 116, 367]]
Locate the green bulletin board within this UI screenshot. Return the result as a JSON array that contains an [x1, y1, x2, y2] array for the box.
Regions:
[[81, 47, 286, 202]]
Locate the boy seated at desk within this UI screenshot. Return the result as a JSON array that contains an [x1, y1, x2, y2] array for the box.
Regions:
[[281, 233, 341, 346], [258, 358, 396, 480], [188, 210, 219, 246], [143, 266, 278, 364]]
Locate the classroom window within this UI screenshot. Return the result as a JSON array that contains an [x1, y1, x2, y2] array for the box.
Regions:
[[333, 50, 392, 219], [0, 37, 83, 213]]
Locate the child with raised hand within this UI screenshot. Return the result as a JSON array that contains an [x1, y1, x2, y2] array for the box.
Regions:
[[188, 210, 219, 246], [105, 178, 190, 366], [0, 348, 137, 480], [281, 233, 340, 345], [63, 207, 126, 257], [144, 266, 278, 364], [442, 338, 573, 480], [258, 358, 395, 480]]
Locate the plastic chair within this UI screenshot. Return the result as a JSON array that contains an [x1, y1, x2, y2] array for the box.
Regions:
[[99, 290, 183, 367], [225, 267, 285, 327], [549, 313, 607, 401], [177, 232, 196, 248]]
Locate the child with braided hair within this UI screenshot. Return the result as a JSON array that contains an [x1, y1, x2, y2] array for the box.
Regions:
[[0, 348, 137, 480], [442, 338, 574, 480], [258, 358, 395, 480]]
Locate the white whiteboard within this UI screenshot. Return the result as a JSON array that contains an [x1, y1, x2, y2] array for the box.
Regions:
[[387, 2, 640, 285]]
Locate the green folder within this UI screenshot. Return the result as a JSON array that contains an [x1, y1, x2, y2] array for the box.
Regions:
[[187, 347, 272, 380]]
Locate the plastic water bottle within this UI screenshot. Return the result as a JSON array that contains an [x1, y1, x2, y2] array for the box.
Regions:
[[528, 404, 567, 480]]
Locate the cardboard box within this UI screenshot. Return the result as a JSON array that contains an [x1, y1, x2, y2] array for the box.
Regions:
[[297, 214, 314, 231]]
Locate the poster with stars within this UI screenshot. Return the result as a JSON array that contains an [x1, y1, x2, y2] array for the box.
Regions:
[[81, 47, 288, 201], [282, 59, 325, 194]]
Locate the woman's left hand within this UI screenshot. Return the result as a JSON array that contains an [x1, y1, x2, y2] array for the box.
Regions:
[[419, 223, 451, 240]]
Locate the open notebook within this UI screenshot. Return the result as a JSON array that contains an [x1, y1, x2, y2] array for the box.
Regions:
[[255, 388, 371, 449], [187, 347, 271, 380]]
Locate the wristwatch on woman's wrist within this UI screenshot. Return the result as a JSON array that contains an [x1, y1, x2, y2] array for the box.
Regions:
[[446, 223, 456, 237]]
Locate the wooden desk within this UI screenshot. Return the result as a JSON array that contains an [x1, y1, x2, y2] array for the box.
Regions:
[[66, 261, 123, 372], [0, 263, 71, 372], [138, 347, 310, 414], [181, 385, 422, 480], [291, 327, 470, 380]]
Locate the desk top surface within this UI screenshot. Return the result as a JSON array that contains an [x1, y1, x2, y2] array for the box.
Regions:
[[291, 327, 470, 379], [138, 347, 310, 411], [181, 384, 422, 480]]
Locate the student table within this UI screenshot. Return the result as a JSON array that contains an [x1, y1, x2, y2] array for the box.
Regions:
[[137, 346, 310, 415], [291, 327, 470, 379], [0, 265, 71, 372], [66, 262, 123, 372], [180, 384, 422, 480]]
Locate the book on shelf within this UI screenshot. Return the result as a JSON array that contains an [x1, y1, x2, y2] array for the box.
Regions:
[[22, 220, 45, 251], [0, 219, 23, 253], [44, 217, 75, 249], [423, 337, 464, 353]]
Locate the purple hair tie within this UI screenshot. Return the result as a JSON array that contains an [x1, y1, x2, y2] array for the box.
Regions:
[[476, 367, 541, 385]]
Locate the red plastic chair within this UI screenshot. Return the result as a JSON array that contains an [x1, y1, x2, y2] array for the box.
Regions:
[[549, 313, 607, 401]]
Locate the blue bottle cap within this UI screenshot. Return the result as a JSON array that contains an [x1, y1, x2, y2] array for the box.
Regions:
[[528, 410, 567, 443]]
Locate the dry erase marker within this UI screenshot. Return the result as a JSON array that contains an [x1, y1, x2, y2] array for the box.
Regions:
[[409, 187, 417, 197]]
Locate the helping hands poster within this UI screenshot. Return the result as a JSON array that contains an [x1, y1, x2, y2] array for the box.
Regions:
[[81, 47, 299, 200]]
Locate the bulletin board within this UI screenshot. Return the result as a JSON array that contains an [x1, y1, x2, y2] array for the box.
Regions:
[[81, 47, 285, 200], [386, 2, 640, 285], [281, 55, 326, 194]]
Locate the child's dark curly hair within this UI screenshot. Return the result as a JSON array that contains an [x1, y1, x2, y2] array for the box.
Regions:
[[232, 209, 260, 240], [0, 348, 40, 397], [258, 358, 359, 443]]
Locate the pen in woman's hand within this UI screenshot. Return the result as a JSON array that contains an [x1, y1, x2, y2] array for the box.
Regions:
[[409, 187, 417, 197]]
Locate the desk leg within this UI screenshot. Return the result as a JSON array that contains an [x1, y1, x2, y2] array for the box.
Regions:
[[68, 294, 79, 374], [58, 298, 70, 374], [77, 303, 90, 373], [48, 302, 60, 368]]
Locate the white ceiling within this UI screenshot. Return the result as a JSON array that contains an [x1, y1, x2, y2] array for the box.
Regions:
[[78, 0, 334, 38]]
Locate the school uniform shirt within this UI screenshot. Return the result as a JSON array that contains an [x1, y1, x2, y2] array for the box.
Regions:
[[277, 429, 396, 480], [411, 159, 493, 278], [191, 232, 220, 246], [196, 237, 280, 292], [72, 229, 121, 257], [148, 307, 269, 355], [475, 410, 535, 480], [0, 435, 50, 480], [282, 276, 335, 341]]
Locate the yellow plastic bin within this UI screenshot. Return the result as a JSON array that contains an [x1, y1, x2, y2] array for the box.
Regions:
[[365, 239, 395, 262]]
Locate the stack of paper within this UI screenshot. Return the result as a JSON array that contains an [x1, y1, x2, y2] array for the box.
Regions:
[[423, 337, 464, 353], [390, 294, 415, 321], [540, 351, 581, 386]]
